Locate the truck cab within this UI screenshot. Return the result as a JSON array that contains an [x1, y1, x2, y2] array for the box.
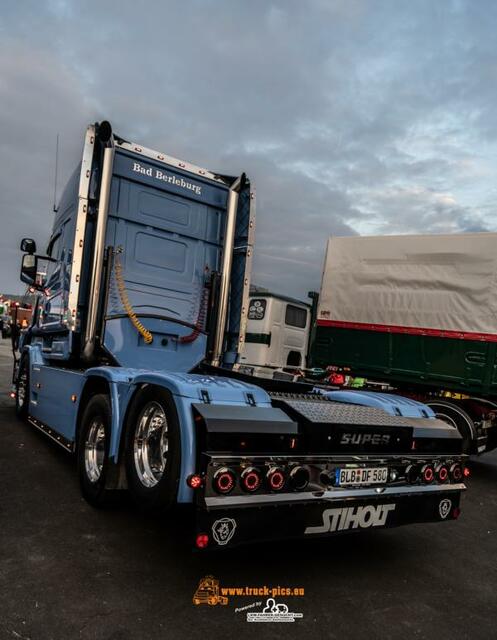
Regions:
[[240, 292, 311, 379]]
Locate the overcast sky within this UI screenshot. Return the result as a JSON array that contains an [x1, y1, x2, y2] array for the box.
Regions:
[[1, 0, 497, 299]]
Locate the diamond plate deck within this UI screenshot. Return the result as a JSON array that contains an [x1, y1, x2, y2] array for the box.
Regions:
[[278, 398, 414, 427]]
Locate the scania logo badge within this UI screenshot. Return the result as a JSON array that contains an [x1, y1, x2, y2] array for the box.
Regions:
[[439, 498, 452, 519], [212, 518, 237, 545]]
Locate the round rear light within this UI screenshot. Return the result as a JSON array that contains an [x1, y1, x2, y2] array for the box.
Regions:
[[463, 466, 471, 478], [421, 464, 435, 484], [289, 466, 310, 491], [267, 466, 286, 491], [450, 463, 463, 482], [213, 467, 236, 494], [187, 474, 203, 489], [241, 467, 261, 493], [435, 464, 449, 483], [196, 534, 209, 549], [405, 464, 420, 484]]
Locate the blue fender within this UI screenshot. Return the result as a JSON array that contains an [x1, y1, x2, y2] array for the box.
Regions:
[[83, 367, 271, 502], [315, 389, 436, 419]]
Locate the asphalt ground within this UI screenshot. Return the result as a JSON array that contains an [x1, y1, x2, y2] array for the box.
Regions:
[[1, 340, 496, 640]]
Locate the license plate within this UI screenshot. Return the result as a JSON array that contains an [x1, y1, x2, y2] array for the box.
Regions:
[[336, 466, 389, 487]]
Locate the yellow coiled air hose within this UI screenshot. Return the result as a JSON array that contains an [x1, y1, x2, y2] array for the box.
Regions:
[[113, 254, 153, 344]]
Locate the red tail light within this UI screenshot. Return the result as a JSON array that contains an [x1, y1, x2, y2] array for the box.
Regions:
[[213, 468, 236, 494], [241, 467, 261, 493], [435, 464, 449, 483], [421, 464, 435, 484], [196, 534, 209, 549], [289, 466, 310, 491], [267, 466, 286, 491], [450, 463, 463, 482], [463, 466, 471, 478], [187, 474, 203, 489]]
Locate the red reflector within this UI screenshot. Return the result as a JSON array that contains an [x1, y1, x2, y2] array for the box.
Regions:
[[213, 468, 235, 494], [452, 507, 461, 520], [267, 467, 286, 491], [196, 534, 209, 549], [241, 467, 261, 493], [450, 463, 463, 482], [422, 465, 434, 483], [436, 465, 449, 483], [463, 466, 471, 478], [187, 474, 203, 489]]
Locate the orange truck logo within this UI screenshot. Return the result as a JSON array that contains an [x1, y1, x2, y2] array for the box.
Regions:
[[193, 576, 228, 606]]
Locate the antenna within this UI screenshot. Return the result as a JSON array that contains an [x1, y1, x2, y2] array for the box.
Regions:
[[52, 133, 59, 213]]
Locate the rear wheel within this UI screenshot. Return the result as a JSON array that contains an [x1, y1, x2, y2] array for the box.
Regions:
[[77, 394, 114, 507], [15, 354, 29, 420], [124, 387, 181, 512], [426, 400, 474, 455]]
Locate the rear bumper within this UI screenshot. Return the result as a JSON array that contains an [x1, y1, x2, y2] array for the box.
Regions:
[[197, 483, 465, 549]]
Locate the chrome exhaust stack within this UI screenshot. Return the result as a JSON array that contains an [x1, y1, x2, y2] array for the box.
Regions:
[[210, 174, 245, 368], [82, 122, 115, 363]]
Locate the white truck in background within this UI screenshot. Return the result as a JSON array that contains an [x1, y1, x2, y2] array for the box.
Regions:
[[239, 291, 311, 379]]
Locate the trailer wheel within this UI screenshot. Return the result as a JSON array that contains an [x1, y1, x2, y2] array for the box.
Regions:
[[124, 387, 181, 512], [15, 354, 29, 420], [77, 394, 114, 508], [426, 400, 474, 455]]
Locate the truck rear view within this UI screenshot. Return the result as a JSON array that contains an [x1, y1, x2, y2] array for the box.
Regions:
[[13, 123, 468, 549]]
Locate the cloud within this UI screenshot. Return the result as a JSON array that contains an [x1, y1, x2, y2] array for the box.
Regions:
[[0, 1, 497, 299]]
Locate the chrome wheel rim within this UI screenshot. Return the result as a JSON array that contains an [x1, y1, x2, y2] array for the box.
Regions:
[[85, 419, 106, 483], [133, 401, 168, 488]]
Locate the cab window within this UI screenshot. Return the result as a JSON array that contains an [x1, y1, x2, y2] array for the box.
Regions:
[[285, 304, 307, 328]]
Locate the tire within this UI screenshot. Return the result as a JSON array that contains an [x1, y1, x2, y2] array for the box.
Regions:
[[426, 400, 474, 455], [124, 386, 181, 512], [15, 354, 29, 420], [77, 394, 114, 508]]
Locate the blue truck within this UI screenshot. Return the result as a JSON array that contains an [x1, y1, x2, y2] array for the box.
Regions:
[[13, 121, 467, 549]]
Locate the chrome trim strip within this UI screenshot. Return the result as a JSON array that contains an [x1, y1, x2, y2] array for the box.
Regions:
[[116, 139, 228, 185], [205, 483, 466, 508], [206, 453, 467, 463], [233, 186, 256, 369], [67, 125, 96, 329], [82, 143, 115, 361], [28, 417, 74, 452], [211, 175, 244, 367]]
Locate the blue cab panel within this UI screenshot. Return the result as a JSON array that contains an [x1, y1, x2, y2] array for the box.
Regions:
[[103, 150, 230, 371]]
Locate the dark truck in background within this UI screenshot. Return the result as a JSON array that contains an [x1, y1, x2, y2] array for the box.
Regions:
[[311, 233, 497, 456], [12, 121, 467, 549]]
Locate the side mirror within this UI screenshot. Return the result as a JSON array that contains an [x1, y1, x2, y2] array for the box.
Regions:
[[20, 253, 38, 285], [20, 238, 37, 254]]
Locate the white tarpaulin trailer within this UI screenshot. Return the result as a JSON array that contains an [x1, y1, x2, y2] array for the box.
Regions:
[[318, 233, 497, 340]]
